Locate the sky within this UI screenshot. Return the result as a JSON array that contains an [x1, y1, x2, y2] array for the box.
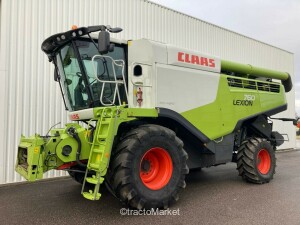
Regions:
[[150, 0, 300, 116]]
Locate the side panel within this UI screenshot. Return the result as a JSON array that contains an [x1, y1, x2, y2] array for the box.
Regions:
[[156, 64, 220, 113], [181, 75, 287, 140]]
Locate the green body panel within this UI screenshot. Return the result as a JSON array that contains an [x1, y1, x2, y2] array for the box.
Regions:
[[93, 107, 158, 119], [181, 75, 286, 140], [126, 108, 159, 117], [53, 124, 91, 163], [221, 60, 289, 80]]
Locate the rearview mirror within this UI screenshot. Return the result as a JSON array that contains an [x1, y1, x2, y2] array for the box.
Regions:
[[98, 30, 110, 54]]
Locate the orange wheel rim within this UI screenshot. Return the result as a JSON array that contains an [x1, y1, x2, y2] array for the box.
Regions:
[[257, 149, 271, 174], [140, 147, 173, 190]]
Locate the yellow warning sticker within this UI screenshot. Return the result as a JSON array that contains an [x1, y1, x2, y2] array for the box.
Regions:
[[34, 147, 39, 154], [96, 154, 101, 161]]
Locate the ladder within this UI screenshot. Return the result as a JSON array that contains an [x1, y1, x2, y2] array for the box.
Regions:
[[81, 107, 117, 200]]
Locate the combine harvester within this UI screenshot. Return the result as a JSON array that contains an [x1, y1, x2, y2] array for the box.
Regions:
[[16, 25, 296, 209]]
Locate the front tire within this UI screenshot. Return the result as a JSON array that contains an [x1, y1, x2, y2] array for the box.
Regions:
[[108, 124, 189, 209], [68, 166, 85, 184], [68, 166, 95, 184], [237, 137, 276, 184]]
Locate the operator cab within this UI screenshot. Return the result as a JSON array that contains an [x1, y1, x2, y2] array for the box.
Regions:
[[41, 26, 128, 111]]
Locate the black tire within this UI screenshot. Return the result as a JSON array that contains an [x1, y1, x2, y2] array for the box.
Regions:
[[237, 137, 276, 184], [68, 166, 85, 184], [68, 165, 95, 184], [68, 167, 115, 196], [108, 124, 189, 209], [68, 171, 84, 184]]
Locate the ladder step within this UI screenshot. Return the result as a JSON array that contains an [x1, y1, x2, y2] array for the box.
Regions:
[[86, 176, 104, 185], [98, 135, 108, 139], [89, 163, 101, 170], [82, 190, 101, 200], [101, 121, 110, 125], [93, 148, 104, 153]]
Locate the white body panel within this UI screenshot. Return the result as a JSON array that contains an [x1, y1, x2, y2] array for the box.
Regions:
[[0, 0, 294, 184], [68, 109, 94, 121], [156, 64, 219, 113]]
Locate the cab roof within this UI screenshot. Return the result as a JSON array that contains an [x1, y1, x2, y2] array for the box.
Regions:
[[41, 26, 127, 60]]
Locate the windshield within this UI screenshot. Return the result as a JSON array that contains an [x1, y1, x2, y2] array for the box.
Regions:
[[56, 39, 127, 111]]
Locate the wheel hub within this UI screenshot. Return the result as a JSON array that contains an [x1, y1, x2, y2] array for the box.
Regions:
[[141, 159, 151, 172]]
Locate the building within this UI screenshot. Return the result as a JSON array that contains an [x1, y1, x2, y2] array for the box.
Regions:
[[0, 0, 295, 184]]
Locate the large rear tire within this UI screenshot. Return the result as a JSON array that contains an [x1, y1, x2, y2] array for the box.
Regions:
[[108, 124, 189, 209], [237, 137, 276, 184]]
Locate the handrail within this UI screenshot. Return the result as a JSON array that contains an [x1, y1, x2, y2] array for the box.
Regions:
[[91, 55, 128, 106]]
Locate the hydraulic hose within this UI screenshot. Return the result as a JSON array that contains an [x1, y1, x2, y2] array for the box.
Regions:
[[67, 127, 87, 168]]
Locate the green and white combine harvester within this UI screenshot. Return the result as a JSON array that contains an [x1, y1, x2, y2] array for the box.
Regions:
[[16, 25, 296, 209]]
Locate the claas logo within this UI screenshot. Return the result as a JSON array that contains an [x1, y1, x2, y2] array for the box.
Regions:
[[178, 52, 215, 68]]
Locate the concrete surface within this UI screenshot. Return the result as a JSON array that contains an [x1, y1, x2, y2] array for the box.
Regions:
[[1, 150, 300, 225]]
